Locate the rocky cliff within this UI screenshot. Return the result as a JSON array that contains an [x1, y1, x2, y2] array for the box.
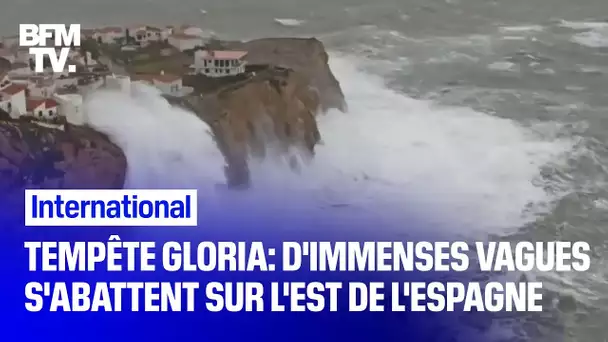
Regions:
[[0, 37, 344, 192], [0, 117, 126, 203], [178, 38, 345, 187], [226, 38, 346, 112]]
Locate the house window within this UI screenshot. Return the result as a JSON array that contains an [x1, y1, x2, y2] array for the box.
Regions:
[[49, 110, 54, 116], [38, 111, 43, 117], [7, 103, 11, 111], [204, 68, 209, 73], [214, 60, 219, 67]]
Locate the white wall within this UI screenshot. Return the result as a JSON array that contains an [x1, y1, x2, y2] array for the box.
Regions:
[[9, 91, 26, 118], [55, 94, 84, 125], [0, 75, 10, 89], [30, 104, 45, 119], [168, 37, 202, 51], [105, 75, 131, 94], [183, 27, 204, 37], [153, 79, 182, 94], [0, 98, 10, 113]]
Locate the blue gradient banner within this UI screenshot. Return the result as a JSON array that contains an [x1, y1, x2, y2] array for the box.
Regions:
[[0, 191, 547, 342]]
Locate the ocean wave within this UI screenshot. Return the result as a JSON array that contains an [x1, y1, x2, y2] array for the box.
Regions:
[[273, 18, 306, 27], [81, 53, 574, 240], [571, 29, 608, 48], [498, 25, 544, 33], [558, 20, 608, 30]]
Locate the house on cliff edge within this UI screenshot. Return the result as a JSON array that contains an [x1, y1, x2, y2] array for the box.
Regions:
[[133, 71, 193, 97], [193, 50, 248, 77]]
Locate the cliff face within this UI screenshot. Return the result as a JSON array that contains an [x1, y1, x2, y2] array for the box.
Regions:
[[0, 119, 126, 202], [182, 66, 323, 186], [0, 37, 343, 193], [181, 38, 345, 187], [226, 37, 346, 112]]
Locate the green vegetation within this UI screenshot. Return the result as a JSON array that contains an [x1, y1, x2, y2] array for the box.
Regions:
[[80, 38, 101, 60]]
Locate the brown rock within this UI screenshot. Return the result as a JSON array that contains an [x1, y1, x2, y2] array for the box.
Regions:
[[225, 37, 346, 112], [174, 38, 344, 188], [0, 119, 126, 206], [178, 66, 323, 188]]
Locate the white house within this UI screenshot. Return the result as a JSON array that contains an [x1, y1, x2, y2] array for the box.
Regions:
[[167, 33, 203, 51], [0, 71, 10, 89], [180, 25, 205, 37], [143, 26, 163, 42], [27, 98, 46, 119], [0, 93, 10, 114], [160, 26, 174, 40], [54, 93, 85, 125], [27, 98, 60, 121], [1, 83, 27, 118], [94, 27, 123, 44], [0, 49, 15, 64], [133, 72, 186, 95], [132, 29, 154, 46], [105, 74, 131, 94], [193, 50, 248, 77]]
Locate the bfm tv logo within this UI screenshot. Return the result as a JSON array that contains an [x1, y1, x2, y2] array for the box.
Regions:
[[19, 24, 81, 73]]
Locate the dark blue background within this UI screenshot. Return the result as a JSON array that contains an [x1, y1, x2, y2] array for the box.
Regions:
[[0, 191, 525, 342]]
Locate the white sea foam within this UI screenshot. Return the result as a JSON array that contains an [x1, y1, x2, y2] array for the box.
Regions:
[[487, 61, 519, 72], [274, 18, 306, 27], [571, 29, 608, 48], [82, 54, 574, 239], [499, 25, 544, 33], [558, 20, 608, 30], [84, 83, 225, 190]]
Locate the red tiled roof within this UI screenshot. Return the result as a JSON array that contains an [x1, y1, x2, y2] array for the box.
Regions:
[[1, 83, 26, 95], [199, 50, 248, 60], [27, 98, 45, 111], [44, 99, 59, 108]]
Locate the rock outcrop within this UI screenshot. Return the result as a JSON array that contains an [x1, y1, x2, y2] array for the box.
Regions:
[[179, 38, 345, 187], [0, 117, 126, 204], [0, 37, 343, 192], [226, 38, 346, 112]]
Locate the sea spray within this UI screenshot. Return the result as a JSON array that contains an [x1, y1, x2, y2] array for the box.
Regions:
[[82, 55, 574, 239], [84, 82, 225, 190]]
